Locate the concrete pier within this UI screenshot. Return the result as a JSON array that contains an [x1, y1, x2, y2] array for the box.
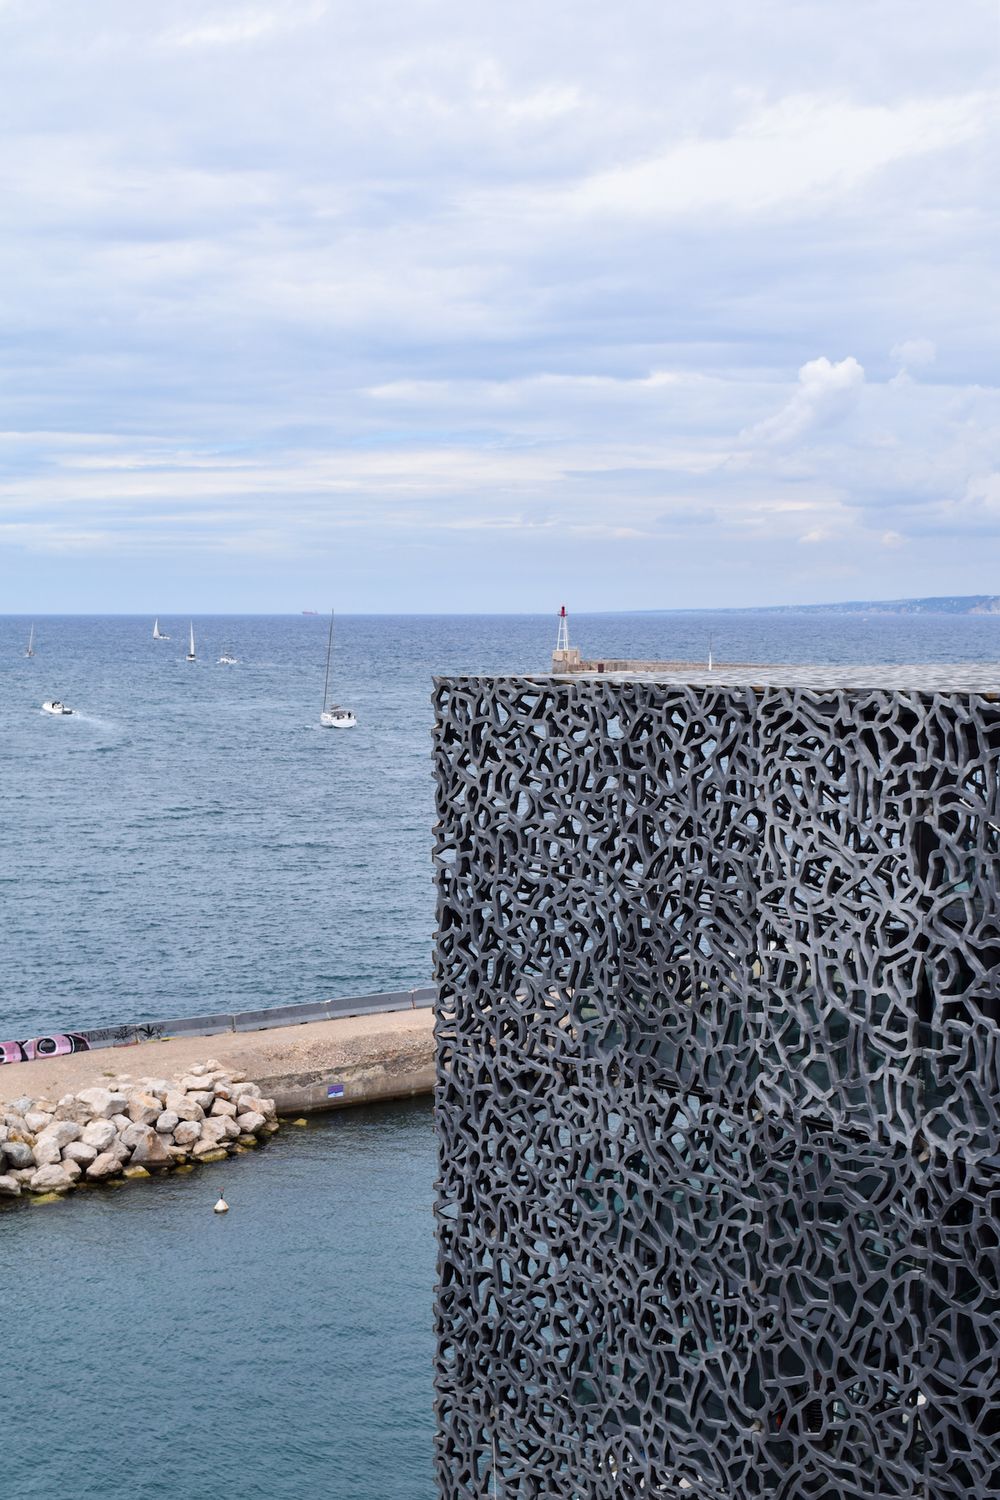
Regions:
[[0, 1007, 435, 1116]]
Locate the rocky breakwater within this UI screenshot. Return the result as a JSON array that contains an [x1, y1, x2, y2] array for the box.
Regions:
[[0, 1059, 279, 1199]]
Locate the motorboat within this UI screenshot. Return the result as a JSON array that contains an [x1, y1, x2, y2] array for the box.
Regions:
[[42, 700, 72, 715], [218, 647, 238, 665], [319, 610, 356, 728]]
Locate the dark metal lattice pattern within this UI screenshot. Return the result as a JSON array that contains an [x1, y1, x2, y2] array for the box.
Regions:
[[432, 676, 1000, 1498]]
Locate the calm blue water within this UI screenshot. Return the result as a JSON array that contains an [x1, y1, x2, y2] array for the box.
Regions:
[[4, 609, 1000, 1498], [0, 1099, 437, 1500], [5, 609, 1000, 1038]]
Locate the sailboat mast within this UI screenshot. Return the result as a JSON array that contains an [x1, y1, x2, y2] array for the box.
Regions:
[[322, 610, 334, 708]]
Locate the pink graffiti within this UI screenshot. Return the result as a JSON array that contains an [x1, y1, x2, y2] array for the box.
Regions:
[[0, 1033, 91, 1064]]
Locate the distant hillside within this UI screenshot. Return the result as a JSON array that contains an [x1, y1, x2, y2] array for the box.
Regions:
[[746, 595, 1000, 616]]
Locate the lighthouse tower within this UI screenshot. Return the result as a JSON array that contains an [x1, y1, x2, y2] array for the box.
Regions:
[[552, 604, 581, 671]]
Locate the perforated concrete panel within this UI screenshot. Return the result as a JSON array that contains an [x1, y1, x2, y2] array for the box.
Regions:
[[433, 672, 1000, 1498]]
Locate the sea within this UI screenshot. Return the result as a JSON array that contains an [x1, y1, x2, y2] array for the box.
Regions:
[[3, 609, 1000, 1498]]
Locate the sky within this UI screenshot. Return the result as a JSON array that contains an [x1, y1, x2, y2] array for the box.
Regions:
[[0, 0, 998, 612]]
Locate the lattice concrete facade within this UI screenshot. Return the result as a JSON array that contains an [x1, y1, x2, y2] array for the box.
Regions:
[[433, 670, 1000, 1499]]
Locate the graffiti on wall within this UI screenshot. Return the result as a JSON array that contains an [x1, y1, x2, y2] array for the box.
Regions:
[[0, 1032, 92, 1065]]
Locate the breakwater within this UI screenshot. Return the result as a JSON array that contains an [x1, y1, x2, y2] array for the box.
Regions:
[[0, 1059, 279, 1198], [0, 1004, 436, 1125]]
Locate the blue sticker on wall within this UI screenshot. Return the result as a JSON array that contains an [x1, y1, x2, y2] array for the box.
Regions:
[[327, 1083, 345, 1098]]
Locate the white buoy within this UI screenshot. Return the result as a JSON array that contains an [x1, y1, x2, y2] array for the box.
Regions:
[[213, 1190, 229, 1214]]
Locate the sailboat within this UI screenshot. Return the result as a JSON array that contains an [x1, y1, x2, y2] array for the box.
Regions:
[[25, 624, 35, 658], [152, 618, 170, 641], [320, 610, 356, 728], [186, 623, 196, 662]]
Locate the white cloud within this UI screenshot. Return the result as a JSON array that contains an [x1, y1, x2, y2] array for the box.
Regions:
[[746, 357, 865, 446], [569, 93, 987, 219], [891, 337, 937, 371]]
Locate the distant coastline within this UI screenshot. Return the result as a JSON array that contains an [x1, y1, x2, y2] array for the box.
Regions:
[[638, 595, 1000, 618]]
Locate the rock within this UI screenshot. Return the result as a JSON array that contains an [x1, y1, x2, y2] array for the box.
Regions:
[[2, 1140, 34, 1170], [123, 1165, 150, 1180], [110, 1139, 132, 1163], [129, 1128, 172, 1168], [120, 1122, 150, 1150], [236, 1110, 266, 1136], [210, 1098, 237, 1118], [191, 1143, 228, 1162], [156, 1111, 180, 1135], [36, 1120, 82, 1151], [63, 1141, 98, 1166], [127, 1093, 162, 1126], [76, 1088, 128, 1120], [179, 1075, 208, 1092], [199, 1117, 229, 1145], [11, 1168, 36, 1185], [188, 1063, 208, 1077], [165, 1092, 204, 1122], [61, 1158, 83, 1182], [230, 1082, 260, 1103], [54, 1096, 91, 1124], [86, 1152, 123, 1181], [229, 1071, 246, 1084], [111, 1113, 131, 1134], [33, 1136, 65, 1167], [140, 1078, 171, 1100], [167, 1145, 189, 1162], [29, 1164, 74, 1193], [220, 1117, 241, 1141], [213, 1085, 232, 1101], [257, 1098, 277, 1120], [237, 1134, 259, 1148], [187, 1090, 216, 1111], [172, 1120, 202, 1147], [81, 1120, 117, 1153], [0, 1175, 21, 1196], [24, 1110, 54, 1134], [10, 1096, 34, 1115]]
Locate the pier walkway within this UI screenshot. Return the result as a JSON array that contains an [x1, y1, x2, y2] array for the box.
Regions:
[[0, 1006, 435, 1116]]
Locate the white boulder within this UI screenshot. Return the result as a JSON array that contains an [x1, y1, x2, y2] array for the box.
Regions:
[[127, 1093, 162, 1126], [81, 1120, 117, 1153], [29, 1163, 74, 1193], [63, 1141, 98, 1167], [86, 1152, 123, 1181]]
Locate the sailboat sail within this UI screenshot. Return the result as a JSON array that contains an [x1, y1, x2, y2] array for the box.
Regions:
[[186, 623, 196, 660], [320, 609, 357, 728], [25, 624, 34, 658]]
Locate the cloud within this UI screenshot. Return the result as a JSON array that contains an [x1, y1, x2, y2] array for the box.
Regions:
[[891, 338, 937, 370], [0, 1, 996, 607], [745, 357, 866, 446], [568, 93, 987, 220]]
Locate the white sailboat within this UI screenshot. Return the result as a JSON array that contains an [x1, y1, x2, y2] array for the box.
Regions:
[[186, 622, 196, 662], [320, 610, 356, 728], [152, 618, 170, 641], [25, 624, 35, 658]]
